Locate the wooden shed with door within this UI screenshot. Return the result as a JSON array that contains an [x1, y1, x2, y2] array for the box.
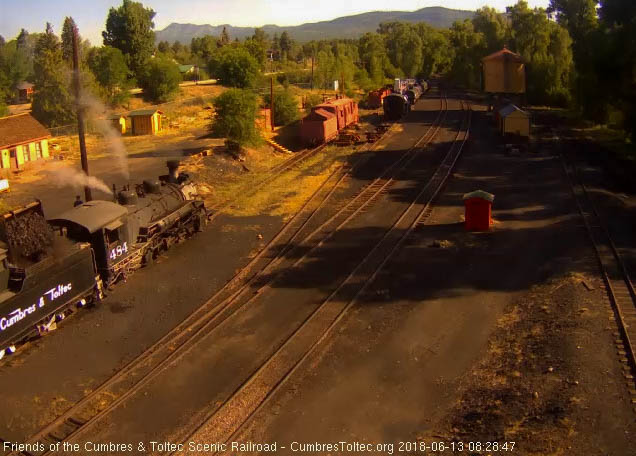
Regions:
[[0, 113, 51, 170], [16, 82, 34, 103], [108, 114, 127, 135], [482, 47, 526, 94], [498, 104, 530, 138], [128, 109, 163, 136]]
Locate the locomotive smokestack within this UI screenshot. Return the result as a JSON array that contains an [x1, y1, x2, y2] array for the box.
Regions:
[[166, 160, 180, 183]]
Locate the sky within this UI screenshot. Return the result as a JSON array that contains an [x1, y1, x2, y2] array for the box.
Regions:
[[0, 0, 551, 45]]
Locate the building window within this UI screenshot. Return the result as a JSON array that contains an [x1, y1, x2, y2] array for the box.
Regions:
[[35, 142, 42, 159], [22, 147, 30, 162]]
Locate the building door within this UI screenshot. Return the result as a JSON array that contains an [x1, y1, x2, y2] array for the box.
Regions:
[[9, 148, 17, 169]]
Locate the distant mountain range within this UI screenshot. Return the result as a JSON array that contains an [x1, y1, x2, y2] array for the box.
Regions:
[[155, 7, 474, 44]]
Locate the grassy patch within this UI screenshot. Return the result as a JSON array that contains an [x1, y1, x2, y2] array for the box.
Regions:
[[189, 143, 353, 220]]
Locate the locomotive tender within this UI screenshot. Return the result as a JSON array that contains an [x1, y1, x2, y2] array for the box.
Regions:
[[0, 162, 206, 356]]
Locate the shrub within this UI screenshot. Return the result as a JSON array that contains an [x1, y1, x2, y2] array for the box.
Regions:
[[212, 89, 261, 146], [209, 47, 260, 88], [264, 89, 300, 126], [139, 57, 181, 103], [304, 93, 323, 114]]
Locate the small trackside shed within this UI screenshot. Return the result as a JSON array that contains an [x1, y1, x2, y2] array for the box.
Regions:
[[498, 104, 530, 138], [300, 109, 338, 145], [128, 109, 163, 136], [16, 82, 34, 103], [0, 113, 51, 170], [108, 114, 127, 135], [482, 47, 526, 94]]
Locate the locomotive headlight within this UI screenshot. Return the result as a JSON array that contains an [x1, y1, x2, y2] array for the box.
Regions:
[[6, 345, 16, 355], [77, 299, 87, 308]]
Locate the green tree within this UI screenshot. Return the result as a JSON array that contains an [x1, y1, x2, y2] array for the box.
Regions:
[[379, 22, 423, 77], [244, 37, 267, 69], [220, 27, 230, 47], [191, 35, 217, 62], [87, 46, 130, 105], [102, 0, 156, 80], [212, 88, 260, 145], [415, 24, 453, 78], [31, 23, 75, 126], [157, 40, 170, 54], [61, 17, 77, 64], [599, 0, 636, 140], [138, 56, 180, 102], [507, 1, 574, 105], [16, 29, 28, 50], [264, 88, 299, 126], [472, 7, 509, 53], [448, 20, 485, 89], [209, 46, 260, 88], [279, 31, 292, 60]]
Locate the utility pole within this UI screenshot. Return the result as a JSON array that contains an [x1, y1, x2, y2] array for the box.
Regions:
[[310, 55, 314, 90], [72, 25, 92, 202], [270, 77, 275, 131]]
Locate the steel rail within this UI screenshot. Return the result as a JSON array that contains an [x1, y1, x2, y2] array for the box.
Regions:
[[169, 100, 471, 454], [8, 94, 429, 456]]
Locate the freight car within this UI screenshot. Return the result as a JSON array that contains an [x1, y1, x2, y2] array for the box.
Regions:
[[300, 96, 359, 145], [0, 162, 206, 356], [383, 93, 410, 120], [405, 85, 422, 105], [367, 87, 392, 109]]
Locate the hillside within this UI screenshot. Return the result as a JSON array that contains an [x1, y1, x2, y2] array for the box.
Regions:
[[155, 7, 474, 43]]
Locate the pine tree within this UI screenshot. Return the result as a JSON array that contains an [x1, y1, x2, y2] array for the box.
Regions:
[[31, 23, 75, 127], [61, 17, 77, 64], [220, 27, 230, 46], [103, 0, 156, 80]]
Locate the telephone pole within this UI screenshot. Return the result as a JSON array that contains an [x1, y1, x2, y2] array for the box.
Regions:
[[270, 77, 275, 131], [310, 55, 314, 90], [72, 25, 92, 202]]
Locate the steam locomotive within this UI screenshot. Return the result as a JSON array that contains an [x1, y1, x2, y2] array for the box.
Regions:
[[0, 161, 206, 357]]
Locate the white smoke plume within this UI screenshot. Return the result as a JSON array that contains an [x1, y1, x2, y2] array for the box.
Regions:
[[49, 167, 113, 196], [79, 92, 130, 180]]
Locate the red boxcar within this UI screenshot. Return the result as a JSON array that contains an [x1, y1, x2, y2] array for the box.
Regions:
[[300, 96, 359, 145], [367, 87, 391, 109], [300, 108, 338, 145]]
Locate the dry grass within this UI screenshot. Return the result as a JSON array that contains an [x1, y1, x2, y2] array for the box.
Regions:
[[186, 142, 354, 220]]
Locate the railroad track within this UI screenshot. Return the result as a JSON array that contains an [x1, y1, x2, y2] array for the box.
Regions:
[[4, 96, 446, 456], [560, 145, 636, 388], [168, 99, 471, 454], [205, 142, 330, 222]]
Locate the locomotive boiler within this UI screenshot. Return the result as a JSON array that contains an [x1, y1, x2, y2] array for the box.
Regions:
[[49, 162, 206, 285]]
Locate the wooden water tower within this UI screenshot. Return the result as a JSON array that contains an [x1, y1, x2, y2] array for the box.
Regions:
[[481, 47, 526, 96]]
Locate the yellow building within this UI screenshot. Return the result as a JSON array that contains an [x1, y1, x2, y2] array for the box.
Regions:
[[129, 109, 163, 135], [498, 104, 530, 138], [0, 113, 51, 170], [108, 114, 127, 134], [482, 47, 526, 94]]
